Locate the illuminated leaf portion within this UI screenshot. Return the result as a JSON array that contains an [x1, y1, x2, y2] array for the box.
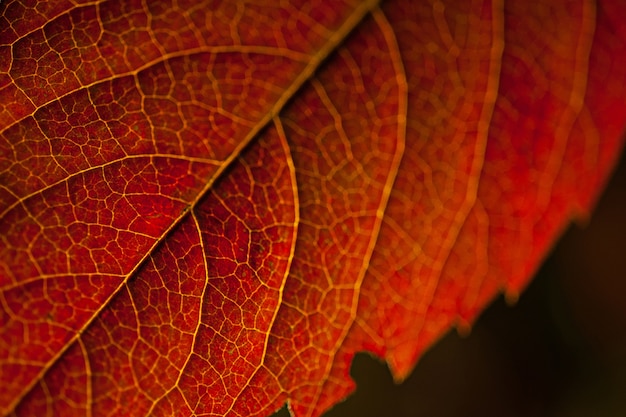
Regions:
[[1, 1, 625, 416]]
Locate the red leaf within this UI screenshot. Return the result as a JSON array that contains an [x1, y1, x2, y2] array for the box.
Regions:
[[1, 1, 625, 416]]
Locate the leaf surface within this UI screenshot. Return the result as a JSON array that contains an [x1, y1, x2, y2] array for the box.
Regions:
[[1, 1, 625, 416]]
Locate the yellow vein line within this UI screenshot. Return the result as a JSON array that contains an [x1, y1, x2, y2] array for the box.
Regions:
[[3, 0, 384, 414], [302, 5, 408, 416]]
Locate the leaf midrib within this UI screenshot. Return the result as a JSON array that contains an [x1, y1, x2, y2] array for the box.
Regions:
[[6, 0, 382, 414]]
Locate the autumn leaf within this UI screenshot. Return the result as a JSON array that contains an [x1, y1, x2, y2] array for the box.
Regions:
[[1, 0, 625, 416]]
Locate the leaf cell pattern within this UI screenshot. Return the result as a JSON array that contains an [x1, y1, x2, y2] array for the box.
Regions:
[[1, 0, 625, 416]]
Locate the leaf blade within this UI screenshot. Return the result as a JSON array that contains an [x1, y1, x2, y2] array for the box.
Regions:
[[1, 1, 626, 416]]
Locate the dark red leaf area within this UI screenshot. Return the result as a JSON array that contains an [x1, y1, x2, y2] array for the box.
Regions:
[[12, 127, 298, 416], [2, 1, 626, 417], [1, 0, 357, 411]]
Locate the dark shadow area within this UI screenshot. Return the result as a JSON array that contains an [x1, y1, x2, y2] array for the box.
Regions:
[[272, 405, 290, 417]]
